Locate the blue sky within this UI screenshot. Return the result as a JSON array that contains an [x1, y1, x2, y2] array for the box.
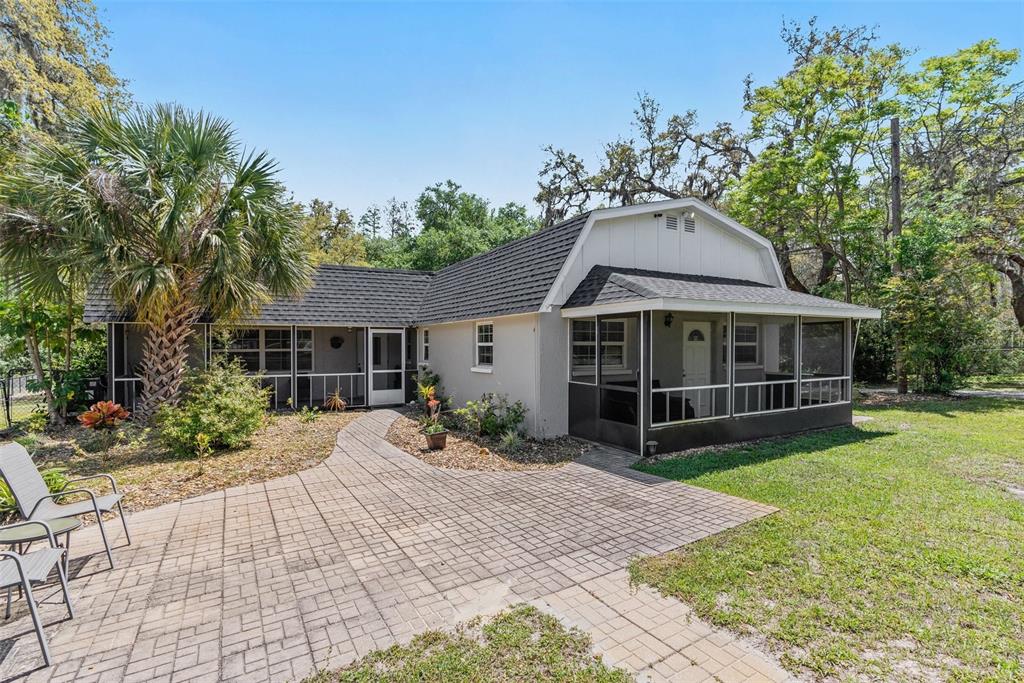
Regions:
[[98, 1, 1022, 218]]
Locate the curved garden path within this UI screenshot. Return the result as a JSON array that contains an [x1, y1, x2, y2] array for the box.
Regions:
[[0, 410, 790, 683]]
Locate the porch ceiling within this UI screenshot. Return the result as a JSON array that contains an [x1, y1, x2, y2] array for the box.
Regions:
[[561, 266, 881, 319]]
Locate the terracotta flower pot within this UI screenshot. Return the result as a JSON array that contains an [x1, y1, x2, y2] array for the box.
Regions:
[[425, 430, 448, 450]]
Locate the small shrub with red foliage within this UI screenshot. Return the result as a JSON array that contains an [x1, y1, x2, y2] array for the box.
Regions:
[[78, 401, 130, 429]]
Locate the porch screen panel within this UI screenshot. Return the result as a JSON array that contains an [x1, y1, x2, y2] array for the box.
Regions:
[[598, 316, 638, 426], [570, 319, 597, 384], [733, 315, 797, 415], [800, 318, 849, 406]]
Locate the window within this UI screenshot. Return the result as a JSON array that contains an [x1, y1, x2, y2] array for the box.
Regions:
[[734, 323, 759, 365], [264, 328, 291, 373], [569, 318, 628, 382], [571, 320, 596, 368], [214, 328, 260, 372], [296, 328, 313, 373], [600, 320, 626, 368], [422, 329, 430, 362], [213, 328, 312, 374], [687, 329, 705, 342], [475, 322, 493, 367]]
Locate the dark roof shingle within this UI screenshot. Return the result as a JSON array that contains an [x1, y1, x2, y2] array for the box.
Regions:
[[83, 213, 591, 326], [564, 265, 878, 316], [415, 213, 589, 324]]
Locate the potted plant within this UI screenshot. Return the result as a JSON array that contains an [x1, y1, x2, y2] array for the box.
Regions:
[[424, 420, 448, 450], [421, 387, 446, 450]]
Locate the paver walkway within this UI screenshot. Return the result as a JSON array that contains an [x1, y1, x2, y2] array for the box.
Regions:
[[0, 410, 790, 682]]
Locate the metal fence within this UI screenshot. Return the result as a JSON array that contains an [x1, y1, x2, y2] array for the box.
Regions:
[[2, 371, 41, 431]]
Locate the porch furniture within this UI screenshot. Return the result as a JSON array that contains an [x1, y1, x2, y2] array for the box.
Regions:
[[0, 521, 76, 667], [0, 442, 131, 570], [0, 517, 81, 578]]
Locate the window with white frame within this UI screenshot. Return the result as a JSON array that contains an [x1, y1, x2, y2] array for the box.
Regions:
[[213, 328, 313, 374], [734, 323, 759, 365], [570, 318, 628, 382], [600, 319, 626, 368], [264, 328, 291, 373], [475, 322, 493, 366], [214, 328, 260, 372], [422, 329, 430, 362]]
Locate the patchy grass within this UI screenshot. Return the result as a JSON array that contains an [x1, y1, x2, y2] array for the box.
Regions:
[[305, 604, 631, 683], [630, 397, 1024, 682], [964, 373, 1024, 391], [7, 410, 358, 512]]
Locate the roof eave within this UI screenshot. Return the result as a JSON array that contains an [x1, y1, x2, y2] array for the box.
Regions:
[[561, 297, 881, 319]]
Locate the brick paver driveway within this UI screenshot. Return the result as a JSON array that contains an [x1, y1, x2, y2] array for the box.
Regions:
[[0, 410, 786, 682]]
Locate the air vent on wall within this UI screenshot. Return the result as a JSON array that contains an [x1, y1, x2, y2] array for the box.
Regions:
[[664, 214, 679, 230], [683, 215, 696, 233]]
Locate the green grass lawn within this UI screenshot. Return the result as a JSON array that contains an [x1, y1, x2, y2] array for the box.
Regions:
[[305, 604, 631, 683], [631, 397, 1024, 682]]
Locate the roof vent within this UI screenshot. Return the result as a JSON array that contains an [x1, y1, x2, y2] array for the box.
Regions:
[[664, 215, 679, 230], [683, 215, 696, 233]]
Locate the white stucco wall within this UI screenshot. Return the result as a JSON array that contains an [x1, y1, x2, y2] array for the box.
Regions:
[[421, 313, 569, 438]]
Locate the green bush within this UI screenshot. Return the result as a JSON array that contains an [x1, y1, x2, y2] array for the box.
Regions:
[[156, 358, 270, 457], [455, 393, 526, 437]]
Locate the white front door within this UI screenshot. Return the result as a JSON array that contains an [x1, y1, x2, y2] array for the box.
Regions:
[[682, 321, 712, 417], [369, 329, 405, 405]]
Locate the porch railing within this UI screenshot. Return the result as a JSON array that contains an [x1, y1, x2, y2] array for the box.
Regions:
[[296, 373, 366, 409], [113, 377, 142, 414], [651, 384, 730, 426], [733, 379, 798, 416], [800, 376, 850, 408], [256, 374, 292, 410]]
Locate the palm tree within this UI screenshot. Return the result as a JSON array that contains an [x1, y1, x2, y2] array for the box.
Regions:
[[1, 104, 310, 420]]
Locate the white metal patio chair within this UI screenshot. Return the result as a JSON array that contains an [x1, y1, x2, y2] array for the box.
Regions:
[[0, 442, 131, 570], [0, 521, 75, 667]]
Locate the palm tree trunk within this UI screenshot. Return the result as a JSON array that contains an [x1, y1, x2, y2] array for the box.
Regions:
[[135, 301, 198, 421]]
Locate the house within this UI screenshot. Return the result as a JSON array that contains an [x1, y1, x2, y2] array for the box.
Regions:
[[85, 198, 880, 455]]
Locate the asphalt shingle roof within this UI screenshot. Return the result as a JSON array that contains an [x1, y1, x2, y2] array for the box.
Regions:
[[563, 265, 879, 315], [415, 213, 589, 324], [83, 213, 591, 326]]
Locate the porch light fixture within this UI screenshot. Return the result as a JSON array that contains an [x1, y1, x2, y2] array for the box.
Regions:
[[664, 313, 674, 328]]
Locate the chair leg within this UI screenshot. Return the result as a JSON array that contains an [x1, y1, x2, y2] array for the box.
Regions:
[[95, 511, 115, 570], [55, 552, 75, 620], [116, 501, 132, 545], [21, 580, 51, 667]]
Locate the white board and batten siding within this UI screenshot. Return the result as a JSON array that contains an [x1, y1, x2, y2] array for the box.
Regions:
[[550, 209, 781, 306]]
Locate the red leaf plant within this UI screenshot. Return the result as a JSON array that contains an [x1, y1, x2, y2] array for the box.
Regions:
[[78, 401, 130, 429]]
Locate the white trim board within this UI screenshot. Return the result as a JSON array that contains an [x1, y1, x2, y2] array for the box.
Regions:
[[560, 298, 881, 320]]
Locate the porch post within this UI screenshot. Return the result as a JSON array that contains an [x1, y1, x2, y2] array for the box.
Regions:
[[290, 325, 297, 409], [795, 315, 802, 410], [107, 323, 115, 402], [728, 312, 735, 417], [640, 310, 650, 457]]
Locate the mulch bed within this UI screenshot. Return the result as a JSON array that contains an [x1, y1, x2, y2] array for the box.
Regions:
[[385, 411, 591, 472], [9, 410, 360, 514]]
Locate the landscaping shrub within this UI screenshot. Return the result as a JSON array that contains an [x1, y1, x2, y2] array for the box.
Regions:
[[78, 400, 129, 429], [156, 358, 270, 457], [455, 393, 526, 437]]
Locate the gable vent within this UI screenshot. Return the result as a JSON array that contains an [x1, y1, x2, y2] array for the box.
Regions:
[[683, 215, 696, 233], [664, 214, 679, 230]]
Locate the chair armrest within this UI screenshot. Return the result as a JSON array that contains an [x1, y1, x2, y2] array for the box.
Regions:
[[66, 473, 119, 494], [0, 520, 57, 547], [28, 488, 100, 519]]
